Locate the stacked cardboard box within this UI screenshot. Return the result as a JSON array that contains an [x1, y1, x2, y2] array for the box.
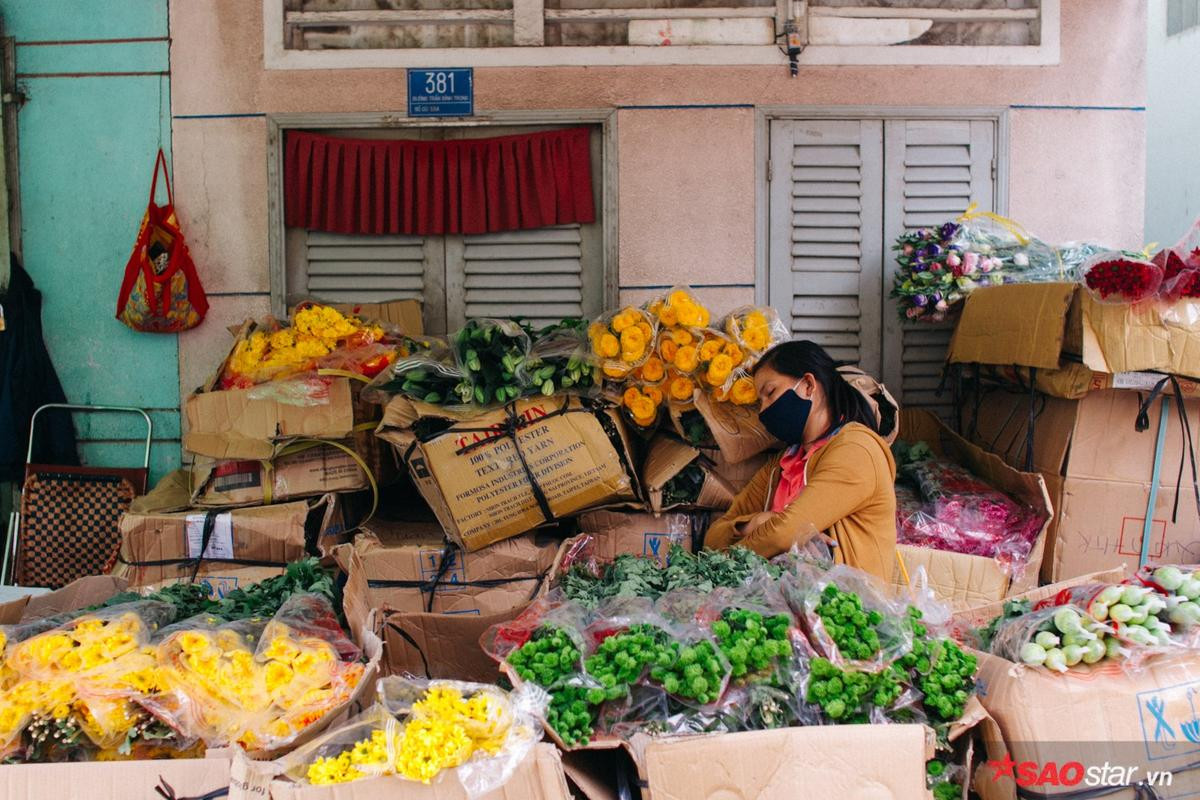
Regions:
[[948, 282, 1200, 582]]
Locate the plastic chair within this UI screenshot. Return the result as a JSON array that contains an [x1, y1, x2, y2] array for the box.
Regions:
[[3, 404, 152, 588]]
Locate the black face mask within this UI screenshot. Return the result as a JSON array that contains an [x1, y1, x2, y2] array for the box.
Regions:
[[758, 382, 812, 445]]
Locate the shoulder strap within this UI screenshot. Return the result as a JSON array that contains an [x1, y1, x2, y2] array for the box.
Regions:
[[149, 148, 173, 208]]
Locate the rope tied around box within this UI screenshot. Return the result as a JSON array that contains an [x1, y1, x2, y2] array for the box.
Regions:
[[403, 395, 636, 532], [367, 541, 549, 613]]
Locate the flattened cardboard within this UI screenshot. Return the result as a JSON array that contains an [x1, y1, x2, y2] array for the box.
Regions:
[[641, 435, 735, 513], [709, 448, 769, 495], [574, 510, 700, 566], [892, 410, 1052, 607], [115, 496, 347, 588], [694, 389, 779, 464], [949, 282, 1200, 377], [267, 743, 570, 800], [0, 749, 232, 800], [129, 469, 193, 514], [642, 725, 928, 800], [378, 395, 640, 552], [191, 439, 368, 507], [185, 377, 357, 460], [354, 521, 561, 615], [0, 575, 130, 625]]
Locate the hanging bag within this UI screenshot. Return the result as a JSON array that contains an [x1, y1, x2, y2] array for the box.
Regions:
[[116, 149, 208, 332]]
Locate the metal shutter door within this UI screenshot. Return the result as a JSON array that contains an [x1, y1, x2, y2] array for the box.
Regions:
[[882, 119, 996, 416], [303, 231, 447, 331], [445, 223, 602, 329], [768, 119, 885, 376]]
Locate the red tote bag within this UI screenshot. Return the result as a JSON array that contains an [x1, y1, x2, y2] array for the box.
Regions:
[[116, 149, 208, 332]]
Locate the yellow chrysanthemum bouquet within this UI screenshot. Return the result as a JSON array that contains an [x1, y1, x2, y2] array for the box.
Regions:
[[151, 594, 365, 753], [276, 677, 544, 794], [220, 303, 399, 390], [588, 306, 656, 381], [0, 601, 177, 757]]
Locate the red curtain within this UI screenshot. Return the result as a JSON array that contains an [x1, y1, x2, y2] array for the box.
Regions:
[[284, 127, 595, 236]]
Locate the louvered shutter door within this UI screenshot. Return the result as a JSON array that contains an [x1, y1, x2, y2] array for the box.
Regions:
[[769, 119, 884, 376], [444, 223, 602, 329], [303, 231, 447, 331], [881, 119, 996, 416]]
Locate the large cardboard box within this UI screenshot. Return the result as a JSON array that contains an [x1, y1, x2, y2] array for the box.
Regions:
[[114, 495, 349, 588], [0, 574, 130, 624], [336, 543, 524, 683], [641, 725, 928, 799], [267, 743, 570, 800], [377, 395, 641, 552], [572, 509, 701, 567], [891, 409, 1053, 609], [0, 750, 233, 800], [354, 520, 563, 615], [963, 389, 1200, 582], [191, 439, 369, 507], [948, 281, 1200, 378]]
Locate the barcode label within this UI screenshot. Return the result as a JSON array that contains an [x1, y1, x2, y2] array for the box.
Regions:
[[185, 513, 234, 560]]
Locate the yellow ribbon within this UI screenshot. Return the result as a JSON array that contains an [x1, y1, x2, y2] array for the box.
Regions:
[[895, 549, 911, 589], [262, 437, 380, 528], [317, 368, 372, 384], [1138, 242, 1160, 261], [956, 202, 1032, 246]]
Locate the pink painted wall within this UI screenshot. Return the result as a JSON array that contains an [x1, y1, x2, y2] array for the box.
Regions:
[[169, 0, 1147, 398]]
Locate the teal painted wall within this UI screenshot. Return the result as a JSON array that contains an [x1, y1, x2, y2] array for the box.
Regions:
[[4, 0, 179, 483]]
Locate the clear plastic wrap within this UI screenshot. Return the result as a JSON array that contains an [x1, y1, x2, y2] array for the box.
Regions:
[[360, 336, 465, 407], [452, 319, 533, 406], [1034, 582, 1183, 654], [987, 604, 1121, 672], [896, 458, 1046, 579], [278, 679, 544, 796], [525, 320, 600, 397], [891, 214, 1111, 322], [589, 306, 656, 380], [789, 565, 913, 672], [1081, 251, 1164, 304], [645, 287, 713, 331], [150, 594, 366, 751], [218, 304, 394, 390], [721, 306, 790, 361]]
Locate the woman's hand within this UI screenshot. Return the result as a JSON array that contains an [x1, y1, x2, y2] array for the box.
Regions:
[[736, 512, 776, 537]]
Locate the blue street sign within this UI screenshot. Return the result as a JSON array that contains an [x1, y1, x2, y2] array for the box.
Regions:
[[407, 68, 474, 117]]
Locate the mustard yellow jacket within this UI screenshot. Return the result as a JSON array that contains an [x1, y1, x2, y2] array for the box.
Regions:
[[704, 423, 898, 583]]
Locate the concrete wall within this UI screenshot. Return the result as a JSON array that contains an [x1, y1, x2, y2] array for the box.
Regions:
[[6, 0, 179, 483], [1146, 0, 1200, 247], [168, 0, 1147, 403]]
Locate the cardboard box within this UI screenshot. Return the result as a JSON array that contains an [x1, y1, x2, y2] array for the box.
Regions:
[[0, 574, 130, 625], [354, 520, 563, 615], [962, 389, 1200, 582], [948, 281, 1200, 378], [377, 395, 641, 552], [642, 725, 928, 799], [0, 750, 233, 800], [267, 743, 570, 800], [115, 495, 349, 588], [971, 649, 1200, 800], [641, 435, 735, 513], [890, 410, 1052, 609], [573, 510, 701, 567], [182, 298, 420, 462], [191, 439, 368, 507]]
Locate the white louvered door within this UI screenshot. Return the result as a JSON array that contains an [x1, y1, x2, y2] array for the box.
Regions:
[[768, 119, 884, 377], [769, 117, 998, 418], [881, 119, 996, 415], [444, 223, 602, 330]]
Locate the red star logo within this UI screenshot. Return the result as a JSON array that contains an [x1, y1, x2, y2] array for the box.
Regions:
[[988, 754, 1017, 782]]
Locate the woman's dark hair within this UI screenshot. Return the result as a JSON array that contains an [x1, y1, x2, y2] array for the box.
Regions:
[[752, 340, 880, 435]]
